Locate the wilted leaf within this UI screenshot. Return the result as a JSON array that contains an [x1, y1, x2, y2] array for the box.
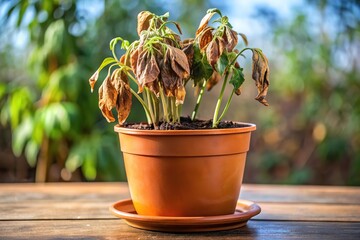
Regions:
[[130, 48, 139, 75], [137, 11, 153, 36], [116, 84, 132, 125], [229, 65, 245, 93], [224, 27, 238, 52], [98, 83, 115, 122], [215, 53, 229, 76], [136, 51, 160, 89], [191, 45, 213, 85], [239, 33, 248, 46], [206, 40, 220, 67], [168, 46, 190, 79], [206, 71, 222, 91], [160, 49, 180, 95], [175, 85, 186, 105], [182, 42, 194, 68], [199, 27, 213, 51], [252, 49, 270, 106], [89, 57, 117, 92], [196, 12, 216, 36], [217, 37, 226, 56]]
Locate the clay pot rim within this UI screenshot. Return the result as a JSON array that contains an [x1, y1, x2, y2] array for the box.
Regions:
[[114, 122, 256, 136]]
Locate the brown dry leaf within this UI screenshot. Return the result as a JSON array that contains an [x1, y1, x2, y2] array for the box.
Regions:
[[160, 50, 179, 95], [206, 40, 219, 67], [175, 85, 186, 105], [252, 49, 270, 106], [130, 48, 139, 76], [235, 87, 242, 96], [182, 42, 194, 68], [199, 27, 213, 51], [206, 71, 222, 91], [196, 12, 216, 36], [217, 37, 226, 57], [239, 33, 248, 46], [136, 51, 160, 90], [137, 11, 153, 36], [223, 27, 238, 52], [168, 46, 190, 79], [98, 77, 116, 122], [116, 83, 132, 125], [89, 71, 99, 93]]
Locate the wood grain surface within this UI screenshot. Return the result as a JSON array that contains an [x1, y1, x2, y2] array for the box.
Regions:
[[0, 183, 359, 239]]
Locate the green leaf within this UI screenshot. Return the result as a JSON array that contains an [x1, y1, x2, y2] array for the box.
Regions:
[[109, 37, 124, 51], [216, 53, 229, 76], [191, 45, 213, 85], [229, 66, 245, 89], [12, 117, 33, 157], [97, 57, 117, 72], [25, 140, 40, 168], [207, 8, 222, 17]]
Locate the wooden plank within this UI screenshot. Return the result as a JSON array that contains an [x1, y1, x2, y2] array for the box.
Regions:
[[1, 201, 359, 222], [1, 183, 359, 204], [0, 220, 359, 239], [256, 203, 360, 222], [240, 184, 360, 204]]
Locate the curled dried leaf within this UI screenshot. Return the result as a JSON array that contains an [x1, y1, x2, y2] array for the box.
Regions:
[[98, 76, 117, 122], [224, 27, 238, 52], [130, 48, 139, 76], [199, 27, 213, 51], [206, 71, 221, 91], [206, 40, 220, 67], [217, 37, 226, 57], [160, 49, 180, 96], [238, 33, 248, 46], [182, 42, 194, 68], [116, 83, 132, 125], [252, 49, 270, 106], [136, 51, 160, 90], [89, 71, 99, 93], [175, 85, 186, 105], [137, 11, 153, 36], [235, 87, 242, 96], [168, 46, 190, 79], [196, 12, 216, 36]]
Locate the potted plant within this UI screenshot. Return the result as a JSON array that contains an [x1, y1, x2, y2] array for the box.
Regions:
[[89, 9, 269, 219]]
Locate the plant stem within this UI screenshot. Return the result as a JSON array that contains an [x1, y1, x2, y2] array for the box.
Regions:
[[212, 71, 230, 128], [191, 79, 207, 121], [129, 88, 154, 124], [145, 88, 156, 126], [159, 84, 170, 122], [215, 89, 235, 126]]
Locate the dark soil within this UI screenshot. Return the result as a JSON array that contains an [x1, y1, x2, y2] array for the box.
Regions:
[[123, 117, 249, 130]]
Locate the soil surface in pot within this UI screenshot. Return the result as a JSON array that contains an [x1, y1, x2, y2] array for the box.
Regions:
[[123, 117, 249, 130]]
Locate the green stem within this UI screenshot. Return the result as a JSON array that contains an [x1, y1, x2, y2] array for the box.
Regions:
[[215, 89, 235, 126], [145, 89, 156, 125], [170, 97, 176, 122], [150, 91, 159, 124], [191, 79, 207, 121], [212, 71, 230, 128], [129, 88, 153, 124], [159, 85, 170, 122]]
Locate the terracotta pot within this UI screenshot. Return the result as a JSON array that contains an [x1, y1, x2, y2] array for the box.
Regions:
[[114, 123, 256, 217]]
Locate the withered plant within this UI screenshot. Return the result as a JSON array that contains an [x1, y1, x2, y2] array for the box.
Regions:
[[89, 9, 270, 128]]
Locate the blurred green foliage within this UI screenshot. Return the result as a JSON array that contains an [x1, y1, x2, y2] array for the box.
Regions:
[[0, 0, 359, 185], [243, 0, 360, 185]]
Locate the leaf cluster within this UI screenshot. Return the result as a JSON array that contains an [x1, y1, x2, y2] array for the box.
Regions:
[[90, 9, 271, 128]]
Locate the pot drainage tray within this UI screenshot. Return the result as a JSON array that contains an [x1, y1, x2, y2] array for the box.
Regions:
[[109, 199, 261, 232]]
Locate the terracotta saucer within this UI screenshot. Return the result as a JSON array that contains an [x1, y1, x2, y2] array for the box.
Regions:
[[109, 199, 261, 232]]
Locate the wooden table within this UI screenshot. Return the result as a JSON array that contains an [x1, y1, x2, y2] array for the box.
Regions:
[[1, 183, 359, 239]]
